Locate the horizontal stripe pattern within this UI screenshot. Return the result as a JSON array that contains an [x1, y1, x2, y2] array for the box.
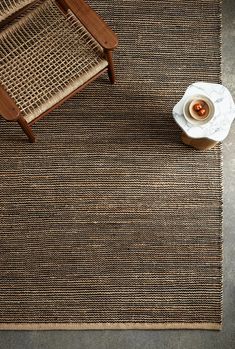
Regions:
[[0, 0, 222, 329]]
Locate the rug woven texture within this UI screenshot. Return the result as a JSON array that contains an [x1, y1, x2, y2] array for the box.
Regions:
[[0, 0, 222, 330]]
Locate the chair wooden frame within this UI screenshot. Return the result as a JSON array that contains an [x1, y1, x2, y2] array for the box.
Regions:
[[0, 0, 118, 142]]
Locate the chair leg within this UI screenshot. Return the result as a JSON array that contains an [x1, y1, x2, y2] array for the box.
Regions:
[[105, 49, 115, 84], [17, 116, 36, 143]]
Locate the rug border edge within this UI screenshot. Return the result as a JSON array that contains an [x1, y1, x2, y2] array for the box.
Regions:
[[0, 323, 222, 331]]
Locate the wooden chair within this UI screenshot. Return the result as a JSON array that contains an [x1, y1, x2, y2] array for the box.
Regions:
[[0, 0, 118, 142]]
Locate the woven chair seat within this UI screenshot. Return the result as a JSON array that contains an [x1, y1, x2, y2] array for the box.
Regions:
[[0, 0, 35, 22], [0, 0, 108, 123]]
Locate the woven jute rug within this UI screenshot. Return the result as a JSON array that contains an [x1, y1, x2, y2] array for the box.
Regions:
[[0, 0, 222, 330]]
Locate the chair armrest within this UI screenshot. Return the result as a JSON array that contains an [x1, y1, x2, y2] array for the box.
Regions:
[[58, 0, 118, 50], [0, 85, 21, 121]]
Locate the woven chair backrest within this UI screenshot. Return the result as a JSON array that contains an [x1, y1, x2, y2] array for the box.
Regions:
[[0, 0, 36, 23]]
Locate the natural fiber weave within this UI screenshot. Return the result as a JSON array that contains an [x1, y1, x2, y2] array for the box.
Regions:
[[0, 0, 222, 330], [0, 0, 34, 22], [0, 0, 108, 123]]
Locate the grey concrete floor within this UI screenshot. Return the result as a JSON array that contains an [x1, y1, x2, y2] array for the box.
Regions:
[[0, 1, 235, 348]]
